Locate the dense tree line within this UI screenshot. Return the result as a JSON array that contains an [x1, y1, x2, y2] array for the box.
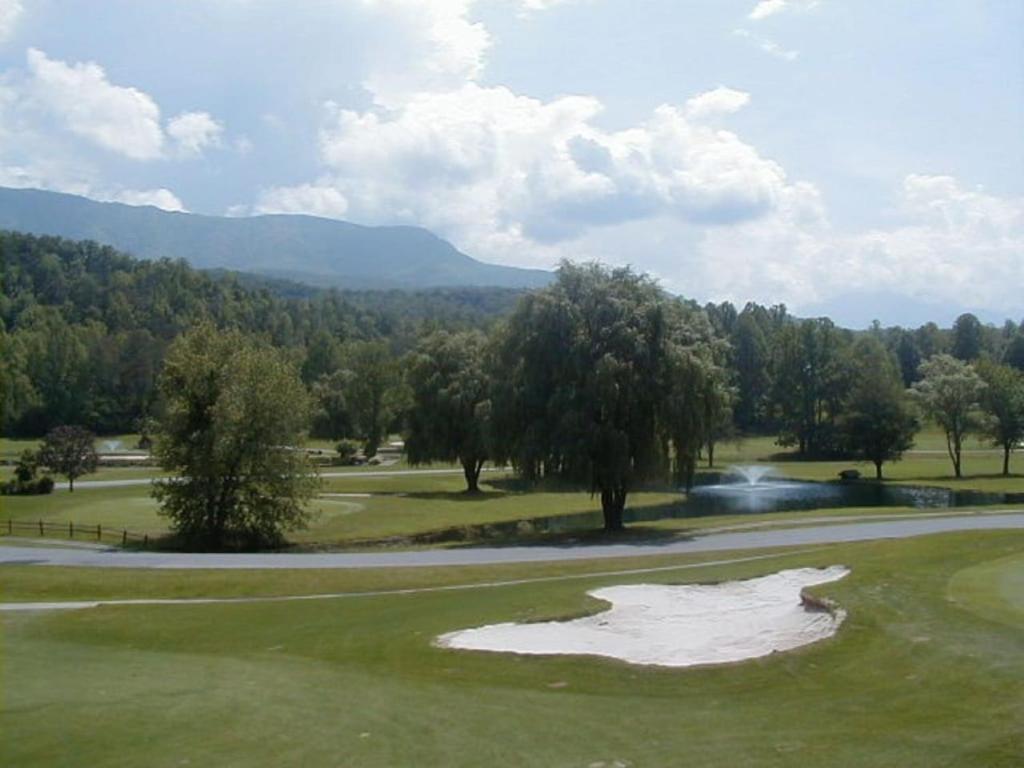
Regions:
[[704, 301, 1024, 453], [0, 231, 515, 436], [4, 231, 1023, 511]]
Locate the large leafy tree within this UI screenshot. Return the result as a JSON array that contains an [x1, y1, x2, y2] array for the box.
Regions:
[[37, 425, 98, 492], [731, 310, 771, 432], [951, 313, 984, 361], [153, 324, 318, 549], [910, 354, 985, 478], [772, 318, 851, 456], [840, 338, 918, 479], [975, 360, 1024, 476], [491, 262, 714, 531], [344, 340, 398, 458], [404, 330, 491, 492]]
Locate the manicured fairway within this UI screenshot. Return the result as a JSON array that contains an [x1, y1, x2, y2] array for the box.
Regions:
[[3, 531, 1023, 767]]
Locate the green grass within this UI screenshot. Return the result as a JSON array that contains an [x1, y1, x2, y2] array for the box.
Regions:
[[2, 453, 1021, 550], [948, 551, 1024, 629], [2, 531, 1023, 766], [710, 427, 1021, 492]]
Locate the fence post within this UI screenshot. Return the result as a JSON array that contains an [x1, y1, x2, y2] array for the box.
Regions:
[[122, 529, 127, 546], [69, 521, 74, 539], [39, 520, 44, 536], [97, 523, 102, 541], [143, 534, 149, 548], [7, 518, 10, 535]]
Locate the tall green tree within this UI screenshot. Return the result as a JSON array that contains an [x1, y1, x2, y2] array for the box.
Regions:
[[910, 354, 985, 478], [492, 263, 712, 531], [37, 425, 98, 492], [951, 313, 984, 361], [975, 360, 1024, 476], [405, 330, 491, 492], [344, 340, 398, 457], [840, 339, 918, 479], [310, 369, 354, 440], [772, 319, 851, 456], [731, 310, 771, 432], [1003, 333, 1024, 371], [153, 324, 318, 549]]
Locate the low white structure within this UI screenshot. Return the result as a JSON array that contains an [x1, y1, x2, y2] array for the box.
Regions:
[[437, 566, 849, 668]]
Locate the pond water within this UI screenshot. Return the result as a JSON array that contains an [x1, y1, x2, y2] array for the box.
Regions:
[[408, 467, 1023, 545]]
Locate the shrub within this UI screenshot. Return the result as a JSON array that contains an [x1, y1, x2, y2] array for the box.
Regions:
[[2, 476, 55, 495], [335, 439, 361, 465]]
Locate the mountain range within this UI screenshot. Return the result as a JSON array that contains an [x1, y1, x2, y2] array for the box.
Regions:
[[0, 187, 552, 290]]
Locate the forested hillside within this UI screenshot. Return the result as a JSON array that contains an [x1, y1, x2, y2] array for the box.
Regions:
[[0, 231, 520, 435], [3, 230, 1022, 462]]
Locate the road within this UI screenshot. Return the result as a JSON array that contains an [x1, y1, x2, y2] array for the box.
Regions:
[[2, 513, 1022, 570], [54, 466, 501, 490]]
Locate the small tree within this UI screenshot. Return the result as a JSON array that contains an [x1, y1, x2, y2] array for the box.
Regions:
[[153, 324, 318, 549], [404, 330, 491, 492], [841, 339, 918, 479], [910, 354, 985, 478], [37, 425, 98, 491], [976, 360, 1024, 476]]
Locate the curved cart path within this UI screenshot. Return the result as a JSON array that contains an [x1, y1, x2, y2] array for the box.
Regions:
[[2, 512, 1023, 570]]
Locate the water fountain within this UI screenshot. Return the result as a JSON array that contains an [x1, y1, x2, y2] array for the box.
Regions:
[[728, 464, 778, 487], [102, 439, 123, 453], [686, 464, 837, 514]]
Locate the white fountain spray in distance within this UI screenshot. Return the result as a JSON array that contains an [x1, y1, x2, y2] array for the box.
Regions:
[[727, 465, 776, 486], [102, 440, 122, 453]]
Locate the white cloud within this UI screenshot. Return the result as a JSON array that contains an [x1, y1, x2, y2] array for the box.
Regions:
[[0, 161, 186, 212], [25, 48, 165, 160], [685, 86, 751, 120], [693, 174, 1024, 317], [167, 111, 224, 156], [254, 82, 805, 267], [360, 0, 491, 106], [0, 0, 22, 43], [748, 0, 818, 21], [99, 187, 186, 211], [733, 28, 799, 61], [254, 183, 350, 219]]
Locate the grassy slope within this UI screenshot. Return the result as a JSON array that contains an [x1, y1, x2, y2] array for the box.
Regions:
[[2, 532, 1023, 767]]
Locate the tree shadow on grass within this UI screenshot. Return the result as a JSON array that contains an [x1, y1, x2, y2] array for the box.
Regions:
[[401, 489, 511, 503]]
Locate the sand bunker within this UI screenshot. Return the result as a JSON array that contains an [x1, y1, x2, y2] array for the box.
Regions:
[[437, 566, 849, 668]]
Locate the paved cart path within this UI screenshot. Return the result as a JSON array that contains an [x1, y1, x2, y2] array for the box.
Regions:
[[53, 466, 504, 490], [2, 513, 1022, 570]]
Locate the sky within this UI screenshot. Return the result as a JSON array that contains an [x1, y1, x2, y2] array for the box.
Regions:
[[0, 0, 1021, 326]]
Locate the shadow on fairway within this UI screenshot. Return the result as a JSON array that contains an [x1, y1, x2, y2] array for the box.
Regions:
[[402, 489, 511, 502]]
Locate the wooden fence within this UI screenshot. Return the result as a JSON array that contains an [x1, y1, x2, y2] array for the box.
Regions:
[[2, 519, 150, 547]]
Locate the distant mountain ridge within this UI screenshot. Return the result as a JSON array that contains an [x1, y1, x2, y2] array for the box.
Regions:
[[0, 187, 552, 290]]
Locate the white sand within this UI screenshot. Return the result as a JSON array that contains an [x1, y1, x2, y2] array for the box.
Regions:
[[437, 566, 849, 668]]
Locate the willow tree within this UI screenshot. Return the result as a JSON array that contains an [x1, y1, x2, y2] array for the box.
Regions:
[[491, 262, 714, 531], [404, 330, 492, 492], [153, 324, 317, 549]]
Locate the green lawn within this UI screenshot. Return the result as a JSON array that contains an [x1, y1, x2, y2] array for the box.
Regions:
[[2, 451, 1021, 550], [2, 531, 1023, 766], [710, 427, 1021, 492]]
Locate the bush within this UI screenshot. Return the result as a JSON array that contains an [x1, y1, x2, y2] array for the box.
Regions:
[[335, 439, 361, 465], [1, 476, 55, 495]]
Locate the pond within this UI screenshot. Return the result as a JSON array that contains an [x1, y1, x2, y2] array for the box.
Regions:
[[406, 466, 1024, 545]]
